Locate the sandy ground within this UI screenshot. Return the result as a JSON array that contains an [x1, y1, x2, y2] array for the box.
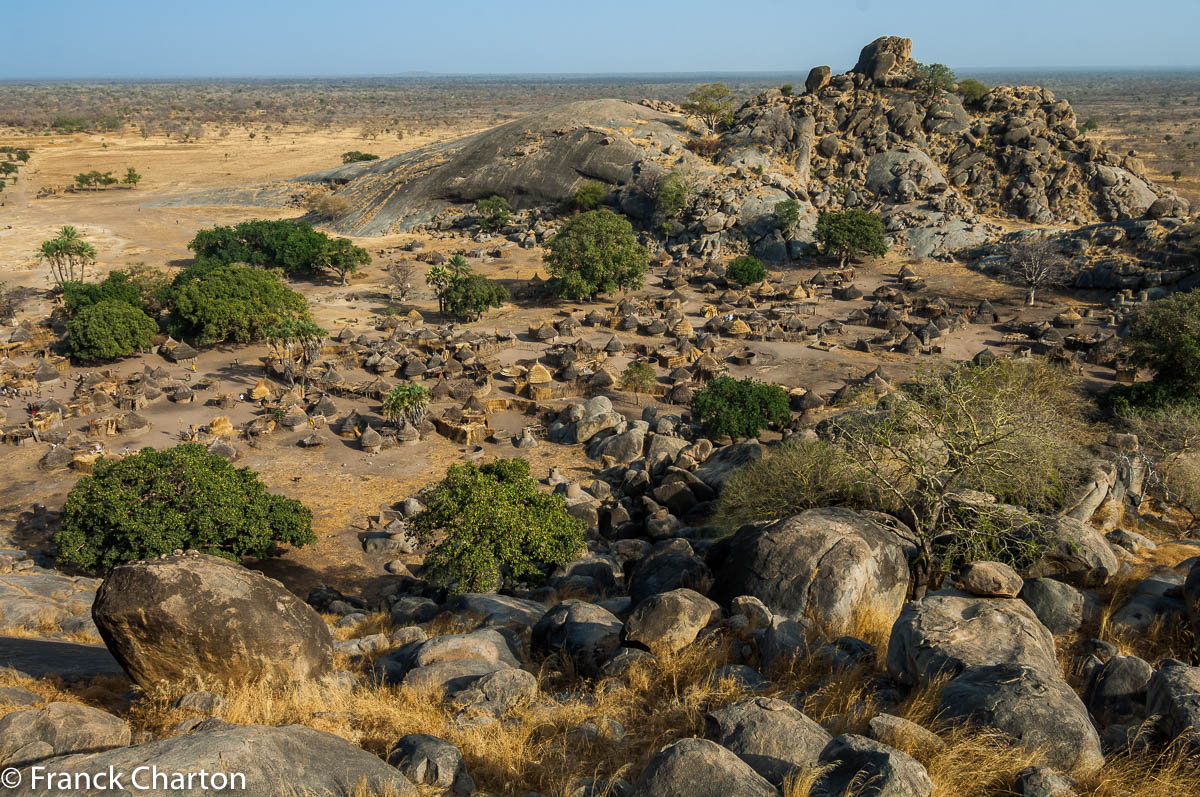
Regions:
[[0, 126, 1118, 598]]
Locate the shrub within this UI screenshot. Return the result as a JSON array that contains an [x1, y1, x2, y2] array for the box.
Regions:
[[475, 195, 511, 230], [712, 437, 872, 530], [543, 209, 649, 300], [305, 193, 351, 220], [814, 209, 888, 266], [691, 376, 791, 442], [774, 199, 804, 237], [684, 136, 723, 160], [571, 180, 606, 211], [620, 360, 657, 403], [780, 84, 794, 97], [412, 459, 585, 593], [681, 83, 735, 129], [955, 77, 989, 103], [187, 219, 369, 283], [168, 263, 310, 346], [382, 383, 430, 426], [655, 172, 691, 218], [341, 150, 379, 164], [66, 299, 158, 361], [726, 255, 767, 285], [62, 271, 144, 315], [911, 62, 957, 98], [442, 272, 507, 318], [55, 444, 314, 573]]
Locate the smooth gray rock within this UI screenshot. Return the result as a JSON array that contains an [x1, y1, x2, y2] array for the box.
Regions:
[[388, 734, 476, 796], [532, 600, 623, 677], [1019, 578, 1102, 635], [1145, 659, 1200, 749], [624, 588, 720, 655], [1082, 654, 1153, 727], [0, 702, 129, 768], [704, 696, 831, 785], [632, 737, 776, 797], [813, 733, 932, 797]]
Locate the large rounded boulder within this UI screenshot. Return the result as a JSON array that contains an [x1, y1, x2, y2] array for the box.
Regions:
[[92, 552, 333, 688], [707, 508, 911, 634]]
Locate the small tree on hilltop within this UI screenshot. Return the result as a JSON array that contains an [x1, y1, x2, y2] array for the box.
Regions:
[[682, 82, 736, 130], [1001, 239, 1068, 306], [476, 195, 512, 230], [412, 458, 585, 593], [620, 360, 657, 405], [55, 444, 314, 573], [956, 78, 989, 104], [383, 383, 431, 427], [66, 299, 158, 362], [543, 209, 649, 301], [727, 255, 767, 286], [815, 209, 888, 267], [911, 62, 957, 99], [691, 376, 791, 443]]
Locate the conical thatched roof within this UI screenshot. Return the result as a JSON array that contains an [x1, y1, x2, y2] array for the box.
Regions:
[[672, 317, 694, 338], [604, 336, 624, 354], [527, 362, 552, 384], [727, 318, 751, 337], [249, 379, 272, 400], [588, 368, 615, 389]]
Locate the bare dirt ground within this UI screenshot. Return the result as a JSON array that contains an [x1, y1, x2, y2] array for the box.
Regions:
[[0, 123, 1117, 599]]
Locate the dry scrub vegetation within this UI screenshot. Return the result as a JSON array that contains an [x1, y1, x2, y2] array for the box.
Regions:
[[3, 595, 1198, 797]]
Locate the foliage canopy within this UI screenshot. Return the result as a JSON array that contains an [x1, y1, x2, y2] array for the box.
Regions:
[[543, 209, 649, 300]]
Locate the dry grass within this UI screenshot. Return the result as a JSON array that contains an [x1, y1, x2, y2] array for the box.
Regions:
[[0, 622, 102, 646]]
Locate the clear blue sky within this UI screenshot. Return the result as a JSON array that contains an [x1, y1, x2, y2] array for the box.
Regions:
[[3, 0, 1197, 79]]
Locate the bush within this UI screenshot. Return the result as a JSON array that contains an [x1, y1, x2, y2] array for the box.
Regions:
[[774, 199, 804, 237], [66, 300, 158, 361], [475, 195, 511, 230], [620, 360, 657, 402], [341, 151, 379, 164], [442, 272, 507, 318], [681, 83, 735, 129], [543, 209, 649, 300], [55, 444, 314, 573], [62, 271, 144, 315], [655, 172, 691, 218], [691, 376, 791, 442], [814, 209, 888, 266], [169, 263, 310, 345], [187, 219, 369, 283], [305, 193, 351, 220], [382, 383, 430, 425], [712, 438, 872, 530], [911, 62, 956, 98], [412, 459, 585, 593], [726, 255, 766, 285], [956, 77, 989, 103], [571, 180, 606, 211]]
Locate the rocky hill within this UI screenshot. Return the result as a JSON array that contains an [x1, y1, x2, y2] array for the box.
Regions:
[[163, 36, 1191, 266]]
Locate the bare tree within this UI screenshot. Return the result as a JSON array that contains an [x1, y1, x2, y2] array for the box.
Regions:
[[386, 260, 417, 304], [1003, 240, 1068, 306]]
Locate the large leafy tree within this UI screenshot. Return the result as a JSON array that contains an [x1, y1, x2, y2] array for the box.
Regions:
[[442, 272, 507, 319], [55, 444, 314, 573], [543, 209, 649, 300], [168, 263, 310, 345], [1125, 291, 1200, 396], [475, 195, 512, 230], [412, 459, 585, 593], [726, 255, 767, 286], [691, 376, 791, 443], [66, 299, 158, 361], [814, 209, 888, 267]]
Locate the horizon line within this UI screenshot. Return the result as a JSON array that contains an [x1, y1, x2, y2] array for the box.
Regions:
[[3, 64, 1200, 83]]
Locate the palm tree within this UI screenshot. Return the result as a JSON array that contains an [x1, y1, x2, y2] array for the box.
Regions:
[[38, 226, 96, 285]]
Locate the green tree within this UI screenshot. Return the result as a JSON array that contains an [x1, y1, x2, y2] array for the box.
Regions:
[[620, 360, 657, 405], [382, 383, 431, 426], [911, 62, 957, 98], [774, 199, 804, 238], [55, 444, 314, 573], [475, 195, 512, 230], [682, 83, 736, 129], [543, 209, 649, 300], [61, 270, 146, 316], [122, 167, 141, 186], [442, 272, 507, 319], [955, 77, 989, 103], [264, 319, 326, 386], [319, 236, 370, 285], [691, 376, 791, 443], [572, 180, 606, 211], [168, 263, 310, 346], [66, 299, 158, 361], [656, 172, 691, 218], [413, 459, 585, 593], [1124, 291, 1200, 397], [0, 162, 16, 181], [341, 151, 379, 164], [814, 209, 888, 267], [726, 255, 767, 286]]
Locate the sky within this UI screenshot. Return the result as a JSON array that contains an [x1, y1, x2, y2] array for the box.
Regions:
[[2, 0, 1198, 79]]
